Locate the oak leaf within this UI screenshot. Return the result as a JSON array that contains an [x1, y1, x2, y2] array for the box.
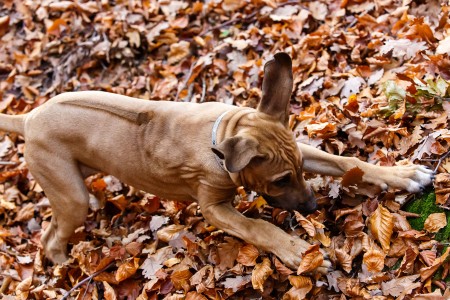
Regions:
[[368, 204, 394, 252]]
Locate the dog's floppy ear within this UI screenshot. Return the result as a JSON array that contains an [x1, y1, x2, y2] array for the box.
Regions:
[[257, 52, 293, 126], [211, 136, 261, 173]]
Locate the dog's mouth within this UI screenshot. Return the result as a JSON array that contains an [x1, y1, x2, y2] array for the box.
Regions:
[[261, 193, 317, 213]]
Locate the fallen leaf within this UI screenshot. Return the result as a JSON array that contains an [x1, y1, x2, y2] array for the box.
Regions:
[[423, 213, 447, 233], [369, 204, 394, 252], [252, 257, 273, 292], [236, 244, 259, 266]]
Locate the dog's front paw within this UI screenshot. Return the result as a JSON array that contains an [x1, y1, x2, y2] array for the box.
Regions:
[[277, 238, 332, 274], [387, 165, 433, 193], [366, 164, 433, 193]]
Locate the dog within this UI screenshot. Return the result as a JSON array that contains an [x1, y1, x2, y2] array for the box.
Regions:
[[0, 53, 432, 274]]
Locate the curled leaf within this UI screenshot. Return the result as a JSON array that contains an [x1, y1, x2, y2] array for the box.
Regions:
[[252, 257, 273, 292], [297, 245, 324, 275], [294, 211, 316, 237]]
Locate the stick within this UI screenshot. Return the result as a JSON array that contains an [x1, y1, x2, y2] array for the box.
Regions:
[[61, 261, 115, 300], [175, 62, 195, 102], [434, 150, 450, 173], [200, 76, 206, 103], [0, 161, 18, 165]]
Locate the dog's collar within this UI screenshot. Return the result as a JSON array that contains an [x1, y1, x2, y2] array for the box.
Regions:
[[211, 110, 232, 169]]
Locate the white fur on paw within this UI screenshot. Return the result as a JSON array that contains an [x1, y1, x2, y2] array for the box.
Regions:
[[406, 180, 422, 193]]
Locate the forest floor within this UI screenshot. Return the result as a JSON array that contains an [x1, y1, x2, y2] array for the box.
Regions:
[[1, 0, 450, 299]]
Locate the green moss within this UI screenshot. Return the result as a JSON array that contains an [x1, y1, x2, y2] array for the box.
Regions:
[[404, 191, 450, 242]]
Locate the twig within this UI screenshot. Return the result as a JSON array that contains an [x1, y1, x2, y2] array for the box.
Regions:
[[438, 205, 450, 211], [0, 161, 18, 165], [175, 62, 195, 102], [200, 76, 206, 103], [61, 261, 115, 300], [434, 150, 450, 173]]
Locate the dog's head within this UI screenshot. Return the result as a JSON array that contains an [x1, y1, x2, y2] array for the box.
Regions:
[[212, 53, 317, 213]]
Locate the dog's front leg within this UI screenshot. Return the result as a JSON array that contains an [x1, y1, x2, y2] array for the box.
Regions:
[[298, 142, 433, 192], [198, 189, 331, 273]]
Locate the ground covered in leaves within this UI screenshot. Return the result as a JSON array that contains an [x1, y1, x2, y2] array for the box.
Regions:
[[1, 0, 450, 299]]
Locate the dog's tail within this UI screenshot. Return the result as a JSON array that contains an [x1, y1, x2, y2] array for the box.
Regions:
[[0, 114, 25, 136]]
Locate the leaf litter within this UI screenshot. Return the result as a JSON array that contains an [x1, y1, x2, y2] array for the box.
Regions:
[[1, 0, 450, 299]]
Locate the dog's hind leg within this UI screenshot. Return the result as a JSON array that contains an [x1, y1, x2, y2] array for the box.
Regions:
[[26, 149, 90, 264]]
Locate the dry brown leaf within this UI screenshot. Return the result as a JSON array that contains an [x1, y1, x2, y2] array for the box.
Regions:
[[190, 265, 215, 293], [236, 244, 259, 266], [381, 274, 421, 297], [103, 281, 117, 300], [185, 292, 208, 300], [283, 276, 313, 300], [420, 247, 450, 281], [168, 41, 190, 65], [335, 248, 353, 273], [297, 246, 324, 275], [420, 250, 436, 267], [341, 167, 364, 188], [252, 257, 273, 292], [397, 247, 418, 275], [294, 211, 316, 237], [115, 258, 139, 282], [368, 204, 394, 252], [363, 249, 385, 273], [423, 213, 447, 233], [15, 277, 32, 300], [337, 277, 371, 298], [156, 224, 185, 242], [171, 269, 193, 292]]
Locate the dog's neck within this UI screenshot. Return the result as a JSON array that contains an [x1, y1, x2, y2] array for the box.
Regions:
[[211, 108, 254, 187]]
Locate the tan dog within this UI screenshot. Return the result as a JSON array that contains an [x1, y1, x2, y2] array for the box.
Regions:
[[0, 53, 432, 273]]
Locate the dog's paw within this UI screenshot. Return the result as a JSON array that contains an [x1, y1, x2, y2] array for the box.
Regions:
[[277, 238, 332, 274], [366, 164, 433, 193]]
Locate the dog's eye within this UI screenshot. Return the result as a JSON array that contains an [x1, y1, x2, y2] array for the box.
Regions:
[[273, 174, 291, 187]]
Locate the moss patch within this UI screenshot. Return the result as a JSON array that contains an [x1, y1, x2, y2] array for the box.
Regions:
[[404, 191, 450, 242]]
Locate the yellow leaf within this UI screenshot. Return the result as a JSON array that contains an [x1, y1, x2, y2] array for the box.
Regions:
[[252, 257, 273, 292], [363, 249, 385, 273], [369, 204, 394, 252], [423, 213, 447, 233]]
